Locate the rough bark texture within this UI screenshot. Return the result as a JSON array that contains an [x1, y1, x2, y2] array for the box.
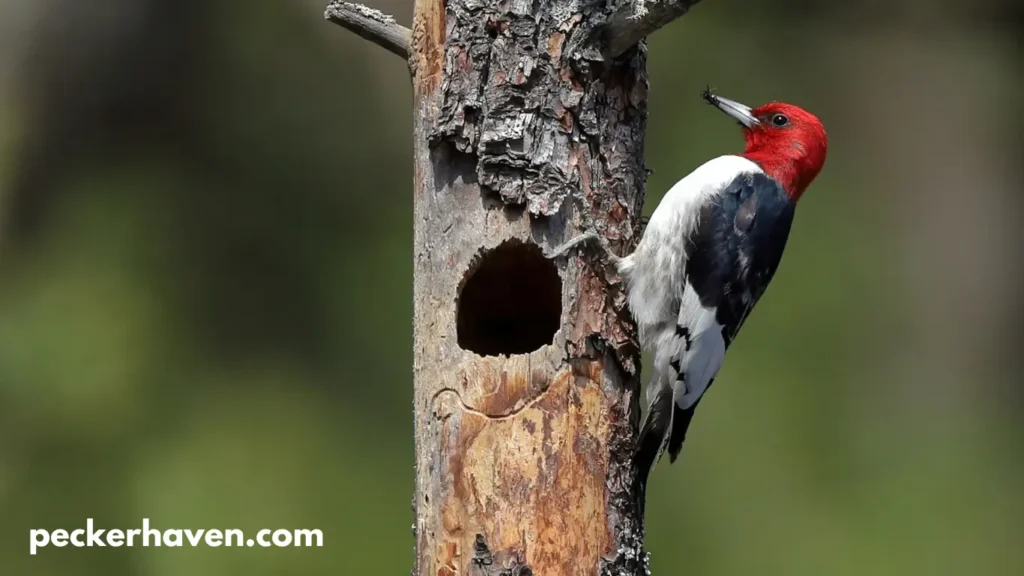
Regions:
[[409, 1, 650, 575]]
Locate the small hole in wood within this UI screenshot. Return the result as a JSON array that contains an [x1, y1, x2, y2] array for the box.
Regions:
[[457, 240, 561, 357]]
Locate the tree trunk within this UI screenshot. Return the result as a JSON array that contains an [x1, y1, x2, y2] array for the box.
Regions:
[[326, 1, 701, 574], [409, 3, 646, 575]]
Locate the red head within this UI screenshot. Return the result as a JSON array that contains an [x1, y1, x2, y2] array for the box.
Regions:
[[703, 89, 827, 201]]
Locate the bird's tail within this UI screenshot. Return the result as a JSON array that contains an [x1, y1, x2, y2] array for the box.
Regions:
[[666, 403, 697, 463], [667, 377, 713, 462], [633, 383, 673, 521]]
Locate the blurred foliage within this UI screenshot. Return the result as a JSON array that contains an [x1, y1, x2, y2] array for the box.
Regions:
[[0, 0, 1021, 575]]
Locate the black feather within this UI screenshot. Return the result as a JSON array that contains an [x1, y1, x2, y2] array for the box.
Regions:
[[667, 380, 711, 462]]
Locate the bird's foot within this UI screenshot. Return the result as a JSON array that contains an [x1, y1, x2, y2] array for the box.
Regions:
[[550, 180, 623, 272], [546, 231, 601, 260], [546, 230, 621, 271]]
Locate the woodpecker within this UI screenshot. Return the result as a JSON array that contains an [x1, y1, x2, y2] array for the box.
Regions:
[[550, 88, 828, 506]]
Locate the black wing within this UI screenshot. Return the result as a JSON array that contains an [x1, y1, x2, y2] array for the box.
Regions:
[[666, 171, 796, 460], [686, 171, 796, 346]]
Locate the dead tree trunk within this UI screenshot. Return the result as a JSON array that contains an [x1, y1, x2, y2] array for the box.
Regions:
[[327, 2, 700, 574]]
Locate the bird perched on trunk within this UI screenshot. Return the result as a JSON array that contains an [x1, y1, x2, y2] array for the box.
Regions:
[[549, 88, 828, 509]]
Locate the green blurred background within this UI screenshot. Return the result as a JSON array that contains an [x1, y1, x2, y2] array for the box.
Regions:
[[0, 0, 1021, 574]]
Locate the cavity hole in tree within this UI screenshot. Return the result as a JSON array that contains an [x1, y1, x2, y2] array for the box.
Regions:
[[457, 240, 561, 356]]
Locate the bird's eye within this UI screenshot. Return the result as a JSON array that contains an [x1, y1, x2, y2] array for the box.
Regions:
[[771, 114, 789, 127]]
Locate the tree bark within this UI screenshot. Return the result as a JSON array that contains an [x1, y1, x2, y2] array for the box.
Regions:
[[328, 1, 702, 574], [408, 2, 645, 573]]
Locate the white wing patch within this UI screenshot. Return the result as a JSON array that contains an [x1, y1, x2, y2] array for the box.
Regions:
[[671, 282, 726, 410]]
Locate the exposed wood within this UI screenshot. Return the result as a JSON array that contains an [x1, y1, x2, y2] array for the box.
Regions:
[[604, 0, 703, 58], [328, 0, 702, 574], [324, 1, 412, 60]]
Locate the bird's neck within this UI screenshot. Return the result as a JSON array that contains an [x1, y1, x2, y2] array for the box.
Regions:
[[743, 151, 806, 202]]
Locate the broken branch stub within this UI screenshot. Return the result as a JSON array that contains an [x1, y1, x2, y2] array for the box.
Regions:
[[605, 0, 704, 58], [324, 1, 412, 60]]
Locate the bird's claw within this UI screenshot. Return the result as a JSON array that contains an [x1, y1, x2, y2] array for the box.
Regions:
[[545, 231, 600, 260]]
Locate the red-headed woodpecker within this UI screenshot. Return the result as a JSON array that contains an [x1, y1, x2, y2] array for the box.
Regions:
[[550, 88, 828, 503]]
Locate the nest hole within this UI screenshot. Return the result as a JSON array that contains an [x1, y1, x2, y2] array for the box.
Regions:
[[457, 240, 561, 357]]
